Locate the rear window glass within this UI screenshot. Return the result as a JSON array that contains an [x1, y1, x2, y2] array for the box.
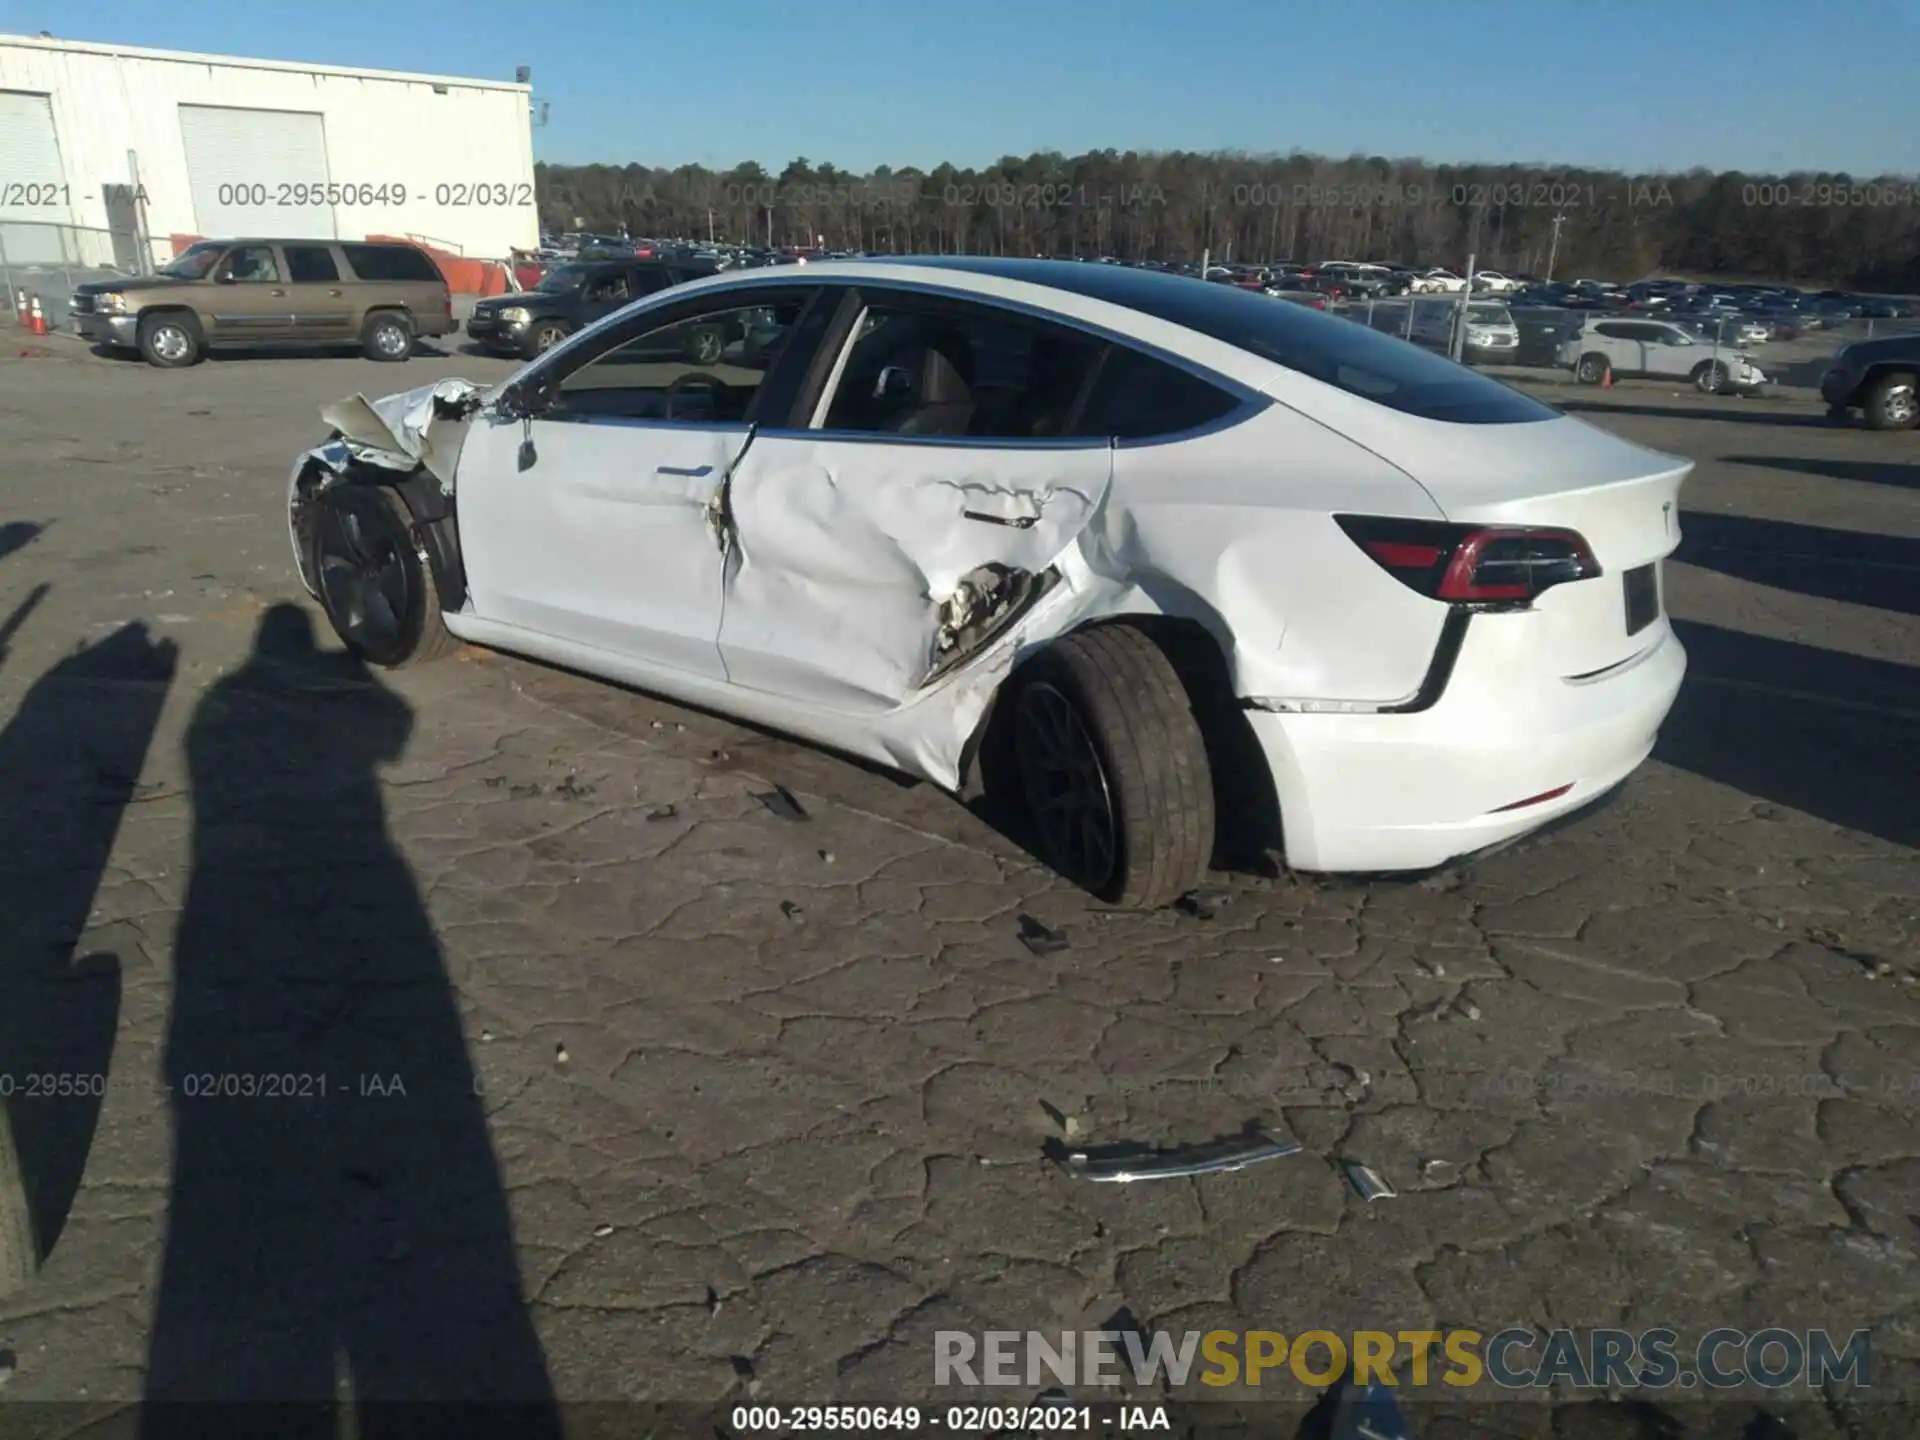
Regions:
[[340, 244, 442, 283]]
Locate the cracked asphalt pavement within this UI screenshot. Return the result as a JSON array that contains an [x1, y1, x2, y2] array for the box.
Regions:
[[0, 337, 1915, 1437]]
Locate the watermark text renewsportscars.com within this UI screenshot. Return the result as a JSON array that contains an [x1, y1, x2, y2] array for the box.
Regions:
[[935, 1328, 1871, 1392]]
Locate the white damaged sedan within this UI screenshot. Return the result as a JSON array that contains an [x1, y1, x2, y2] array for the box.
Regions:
[[290, 259, 1689, 908]]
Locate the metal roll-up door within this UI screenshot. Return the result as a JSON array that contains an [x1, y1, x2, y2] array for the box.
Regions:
[[0, 91, 69, 265], [179, 105, 335, 239]]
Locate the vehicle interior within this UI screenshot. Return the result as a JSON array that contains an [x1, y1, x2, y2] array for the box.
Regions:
[[821, 309, 1102, 438], [547, 302, 806, 423]]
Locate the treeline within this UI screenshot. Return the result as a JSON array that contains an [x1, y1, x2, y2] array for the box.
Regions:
[[533, 150, 1920, 291]]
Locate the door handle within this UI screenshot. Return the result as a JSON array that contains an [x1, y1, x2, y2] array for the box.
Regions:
[[963, 509, 1038, 529], [271, 288, 286, 296], [656, 464, 713, 477], [328, 288, 343, 296]]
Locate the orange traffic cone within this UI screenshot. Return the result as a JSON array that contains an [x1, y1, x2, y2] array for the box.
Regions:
[[28, 296, 47, 337], [1601, 364, 1613, 388]]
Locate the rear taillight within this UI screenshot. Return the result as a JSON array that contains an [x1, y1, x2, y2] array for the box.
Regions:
[[1335, 515, 1602, 606]]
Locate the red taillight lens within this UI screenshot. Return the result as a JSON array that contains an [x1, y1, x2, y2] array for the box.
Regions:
[[1334, 515, 1602, 607]]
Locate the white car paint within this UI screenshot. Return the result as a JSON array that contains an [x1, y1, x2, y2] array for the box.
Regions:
[[1410, 269, 1467, 294], [292, 259, 1691, 875], [1472, 270, 1522, 293]]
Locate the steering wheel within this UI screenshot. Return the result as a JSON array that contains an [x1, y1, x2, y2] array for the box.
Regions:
[[663, 371, 729, 421]]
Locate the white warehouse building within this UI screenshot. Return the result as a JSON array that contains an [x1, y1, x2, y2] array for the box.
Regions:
[[0, 33, 538, 271]]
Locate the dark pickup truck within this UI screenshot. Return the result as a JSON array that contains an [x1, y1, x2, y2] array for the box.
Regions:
[[1821, 334, 1920, 430], [465, 257, 718, 359]]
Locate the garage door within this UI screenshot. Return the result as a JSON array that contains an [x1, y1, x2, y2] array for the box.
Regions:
[[179, 105, 335, 240], [0, 91, 68, 265]]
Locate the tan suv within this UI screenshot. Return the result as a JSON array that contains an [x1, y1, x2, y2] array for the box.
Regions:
[[69, 238, 457, 368]]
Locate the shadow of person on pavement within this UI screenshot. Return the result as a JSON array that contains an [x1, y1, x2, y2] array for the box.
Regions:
[[141, 604, 559, 1440], [0, 620, 176, 1299]]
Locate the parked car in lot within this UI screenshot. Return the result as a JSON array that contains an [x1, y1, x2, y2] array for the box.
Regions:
[[1459, 302, 1521, 361], [1821, 334, 1920, 429], [69, 238, 454, 367], [1471, 270, 1522, 293], [1409, 268, 1467, 294], [1560, 317, 1768, 393], [466, 257, 720, 358], [289, 258, 1691, 908], [1509, 305, 1588, 366]]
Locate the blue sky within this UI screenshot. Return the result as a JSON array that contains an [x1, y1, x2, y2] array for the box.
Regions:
[[9, 0, 1919, 175]]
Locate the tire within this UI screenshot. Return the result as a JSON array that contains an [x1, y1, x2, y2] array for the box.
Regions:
[[1693, 361, 1729, 395], [527, 321, 569, 356], [685, 325, 725, 365], [1010, 624, 1214, 910], [310, 485, 457, 668], [0, 1103, 37, 1299], [1862, 371, 1919, 431], [361, 310, 415, 362], [137, 311, 200, 368], [1575, 353, 1609, 385]]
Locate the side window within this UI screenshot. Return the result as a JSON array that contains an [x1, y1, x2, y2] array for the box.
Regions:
[[549, 298, 811, 425], [340, 244, 440, 282], [1078, 347, 1241, 440], [819, 301, 1104, 439], [221, 245, 282, 283], [284, 245, 339, 283], [1593, 322, 1629, 340], [632, 268, 674, 299], [583, 270, 631, 304]]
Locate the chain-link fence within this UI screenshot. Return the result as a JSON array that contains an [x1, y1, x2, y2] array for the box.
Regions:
[[1315, 290, 1920, 387], [1, 222, 146, 332]]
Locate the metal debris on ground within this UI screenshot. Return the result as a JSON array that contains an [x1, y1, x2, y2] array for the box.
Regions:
[[780, 900, 804, 921], [593, 1224, 614, 1238], [754, 786, 808, 822], [1016, 914, 1069, 955], [1343, 1160, 1396, 1202], [1057, 1129, 1303, 1183], [645, 804, 677, 821], [555, 1043, 571, 1065], [1175, 888, 1226, 920]]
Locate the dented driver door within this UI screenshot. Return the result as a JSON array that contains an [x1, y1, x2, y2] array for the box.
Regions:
[[716, 433, 1114, 714]]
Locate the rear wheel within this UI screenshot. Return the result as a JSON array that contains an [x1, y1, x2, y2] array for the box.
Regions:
[[1011, 625, 1214, 910], [0, 1104, 37, 1299], [137, 312, 200, 368], [1575, 352, 1608, 384], [1863, 371, 1919, 430], [311, 486, 457, 668], [361, 310, 414, 362]]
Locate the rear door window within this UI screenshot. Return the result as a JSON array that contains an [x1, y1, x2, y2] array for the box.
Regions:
[[340, 244, 441, 283], [1078, 347, 1242, 440], [284, 245, 339, 283]]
